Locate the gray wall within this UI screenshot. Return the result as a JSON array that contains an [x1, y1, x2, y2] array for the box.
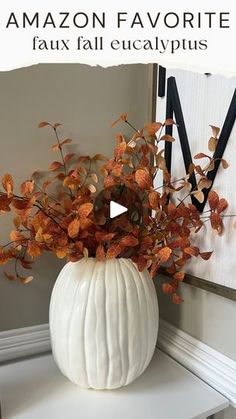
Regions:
[[0, 63, 150, 331]]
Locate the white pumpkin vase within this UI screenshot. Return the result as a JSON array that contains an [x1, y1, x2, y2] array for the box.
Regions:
[[49, 257, 159, 389]]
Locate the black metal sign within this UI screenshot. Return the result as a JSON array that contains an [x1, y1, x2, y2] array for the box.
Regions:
[[161, 74, 236, 212]]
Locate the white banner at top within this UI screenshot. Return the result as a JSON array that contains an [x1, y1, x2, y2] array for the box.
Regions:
[[0, 0, 235, 75]]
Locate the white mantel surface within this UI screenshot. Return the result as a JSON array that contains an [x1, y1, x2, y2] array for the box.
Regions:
[[0, 349, 228, 419]]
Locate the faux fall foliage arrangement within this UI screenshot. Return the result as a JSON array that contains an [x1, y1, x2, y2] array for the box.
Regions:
[[0, 115, 233, 303]]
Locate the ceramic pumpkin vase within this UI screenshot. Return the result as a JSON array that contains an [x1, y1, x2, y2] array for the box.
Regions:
[[49, 257, 159, 389]]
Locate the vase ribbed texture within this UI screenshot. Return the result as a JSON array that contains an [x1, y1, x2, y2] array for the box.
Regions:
[[49, 258, 159, 389]]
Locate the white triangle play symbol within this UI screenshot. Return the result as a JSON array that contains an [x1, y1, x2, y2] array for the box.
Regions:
[[110, 201, 128, 219]]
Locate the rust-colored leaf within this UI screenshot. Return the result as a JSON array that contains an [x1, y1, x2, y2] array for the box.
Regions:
[[55, 247, 68, 259], [61, 138, 72, 146], [114, 141, 126, 160], [64, 153, 75, 162], [164, 118, 177, 126], [68, 219, 80, 239], [120, 235, 139, 247], [144, 122, 162, 135], [210, 212, 223, 234], [160, 134, 175, 142], [208, 190, 219, 211], [104, 176, 116, 188], [162, 283, 174, 294], [0, 195, 12, 212], [199, 251, 213, 260], [95, 232, 116, 242], [136, 256, 147, 272], [194, 153, 210, 159], [27, 241, 41, 257], [52, 144, 60, 152], [106, 244, 123, 259], [184, 247, 199, 257], [96, 244, 105, 261], [20, 180, 34, 196], [172, 293, 184, 304], [158, 247, 172, 262], [93, 153, 108, 161], [111, 113, 128, 128], [10, 230, 25, 242], [149, 191, 160, 209], [49, 161, 64, 171], [135, 169, 152, 190], [78, 203, 93, 218], [217, 198, 228, 214], [38, 121, 50, 128], [2, 173, 13, 197], [173, 271, 185, 282]]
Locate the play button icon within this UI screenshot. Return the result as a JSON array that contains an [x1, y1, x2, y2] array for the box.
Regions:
[[94, 185, 143, 226], [110, 201, 128, 219]]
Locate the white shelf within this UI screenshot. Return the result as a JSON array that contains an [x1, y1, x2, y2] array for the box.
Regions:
[[0, 349, 228, 419]]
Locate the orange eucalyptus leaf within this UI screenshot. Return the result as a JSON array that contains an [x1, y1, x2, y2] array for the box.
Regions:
[[106, 244, 123, 259], [199, 251, 213, 260], [149, 191, 160, 209], [164, 118, 177, 126], [217, 198, 228, 214], [78, 203, 93, 218], [160, 134, 175, 142], [52, 144, 60, 151], [111, 113, 128, 128], [184, 247, 199, 257], [173, 271, 185, 282], [172, 293, 184, 304], [60, 138, 72, 146], [96, 244, 105, 261], [144, 122, 162, 135], [158, 247, 172, 262], [0, 195, 12, 212], [194, 153, 210, 159], [162, 283, 174, 294], [64, 153, 75, 162], [208, 190, 219, 211], [20, 180, 34, 196], [27, 241, 41, 257], [68, 219, 80, 239], [95, 232, 116, 242], [120, 235, 139, 247], [38, 121, 50, 128], [2, 173, 13, 197], [49, 161, 64, 171], [210, 212, 223, 234], [135, 169, 152, 190], [114, 141, 126, 160]]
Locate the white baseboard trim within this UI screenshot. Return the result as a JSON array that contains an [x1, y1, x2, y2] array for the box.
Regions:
[[158, 319, 236, 408], [1, 320, 236, 408], [0, 323, 50, 363]]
